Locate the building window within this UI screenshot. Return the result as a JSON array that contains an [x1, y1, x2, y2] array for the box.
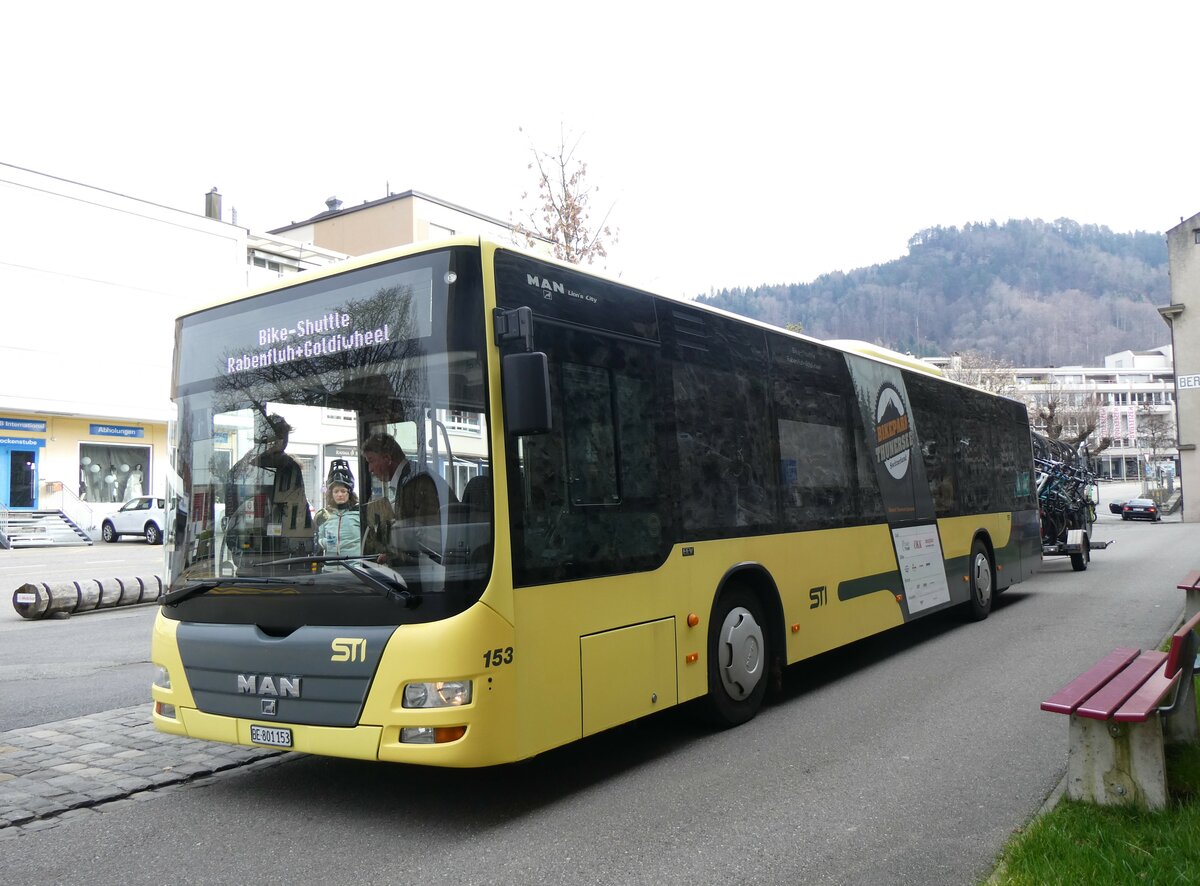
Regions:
[[1194, 229, 1200, 245], [252, 256, 282, 272], [443, 409, 481, 435]]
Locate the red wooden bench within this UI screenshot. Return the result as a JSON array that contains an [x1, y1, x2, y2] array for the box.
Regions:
[[1179, 570, 1200, 619], [1041, 611, 1200, 808]]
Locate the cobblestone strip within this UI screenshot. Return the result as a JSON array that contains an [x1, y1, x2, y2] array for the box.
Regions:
[[0, 705, 288, 834]]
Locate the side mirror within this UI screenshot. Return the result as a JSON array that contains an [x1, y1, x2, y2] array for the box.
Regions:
[[502, 351, 552, 436]]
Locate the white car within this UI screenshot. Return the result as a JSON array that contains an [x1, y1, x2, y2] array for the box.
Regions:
[[100, 496, 166, 544]]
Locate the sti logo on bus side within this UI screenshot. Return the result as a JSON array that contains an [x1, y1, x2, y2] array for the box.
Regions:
[[527, 274, 565, 299], [236, 675, 301, 697]]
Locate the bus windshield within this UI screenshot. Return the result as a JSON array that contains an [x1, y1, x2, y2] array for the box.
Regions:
[[165, 246, 491, 625]]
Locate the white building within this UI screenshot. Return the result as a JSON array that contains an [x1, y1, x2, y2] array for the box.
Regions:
[[1163, 212, 1200, 522], [0, 167, 529, 545], [0, 163, 345, 542], [1012, 347, 1177, 481]]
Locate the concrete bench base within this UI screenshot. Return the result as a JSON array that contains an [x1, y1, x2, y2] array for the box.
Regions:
[[1067, 714, 1169, 808]]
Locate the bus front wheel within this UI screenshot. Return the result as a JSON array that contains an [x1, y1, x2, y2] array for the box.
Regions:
[[704, 586, 769, 727]]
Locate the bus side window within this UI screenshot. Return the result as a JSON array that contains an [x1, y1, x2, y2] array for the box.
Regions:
[[562, 364, 619, 506], [907, 374, 959, 516], [768, 332, 880, 529], [511, 332, 668, 585]]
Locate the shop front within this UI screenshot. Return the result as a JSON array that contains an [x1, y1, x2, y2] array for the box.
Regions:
[[0, 413, 167, 535]]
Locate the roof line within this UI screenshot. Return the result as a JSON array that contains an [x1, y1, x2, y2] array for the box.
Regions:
[[268, 189, 514, 234]]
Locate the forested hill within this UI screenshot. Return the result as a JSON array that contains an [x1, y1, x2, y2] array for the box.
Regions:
[[696, 218, 1170, 366]]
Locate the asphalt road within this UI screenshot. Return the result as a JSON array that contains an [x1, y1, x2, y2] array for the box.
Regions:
[[1, 515, 1195, 885], [0, 542, 162, 729]]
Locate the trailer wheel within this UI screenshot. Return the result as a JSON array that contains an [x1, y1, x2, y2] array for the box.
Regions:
[[1070, 537, 1090, 571]]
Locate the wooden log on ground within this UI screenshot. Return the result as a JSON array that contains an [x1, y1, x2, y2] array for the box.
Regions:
[[11, 576, 164, 619]]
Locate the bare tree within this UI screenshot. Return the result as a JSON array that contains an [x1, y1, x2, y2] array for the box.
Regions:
[[514, 126, 616, 265], [943, 350, 1017, 398], [1028, 382, 1111, 457], [1136, 402, 1175, 498]]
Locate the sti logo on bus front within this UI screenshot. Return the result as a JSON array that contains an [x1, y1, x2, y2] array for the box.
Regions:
[[874, 383, 914, 480]]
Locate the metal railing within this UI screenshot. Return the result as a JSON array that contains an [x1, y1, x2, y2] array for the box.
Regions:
[[39, 480, 97, 533]]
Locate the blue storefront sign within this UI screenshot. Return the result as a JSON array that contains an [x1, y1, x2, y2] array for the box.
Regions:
[[0, 418, 47, 433], [0, 436, 46, 447], [90, 424, 144, 438]]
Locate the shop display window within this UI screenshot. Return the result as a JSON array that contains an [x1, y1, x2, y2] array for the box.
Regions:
[[79, 444, 150, 503]]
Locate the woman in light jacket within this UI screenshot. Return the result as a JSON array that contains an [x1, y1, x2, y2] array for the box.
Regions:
[[316, 460, 361, 558]]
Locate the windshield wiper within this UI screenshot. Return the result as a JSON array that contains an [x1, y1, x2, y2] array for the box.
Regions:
[[253, 554, 419, 608], [162, 576, 301, 606]]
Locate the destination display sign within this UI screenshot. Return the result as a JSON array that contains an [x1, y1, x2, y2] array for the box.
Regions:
[[226, 311, 395, 375], [175, 257, 440, 391]]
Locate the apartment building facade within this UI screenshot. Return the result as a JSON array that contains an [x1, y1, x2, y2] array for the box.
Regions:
[[1012, 348, 1177, 482]]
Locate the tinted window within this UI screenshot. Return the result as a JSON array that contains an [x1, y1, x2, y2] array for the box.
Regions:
[[509, 325, 669, 584], [666, 309, 774, 536], [907, 372, 1034, 516], [770, 334, 882, 528]]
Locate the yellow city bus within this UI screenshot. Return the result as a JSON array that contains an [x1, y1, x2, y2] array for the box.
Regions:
[[151, 237, 1041, 766]]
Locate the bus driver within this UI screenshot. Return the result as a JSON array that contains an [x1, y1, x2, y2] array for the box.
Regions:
[[361, 433, 441, 565]]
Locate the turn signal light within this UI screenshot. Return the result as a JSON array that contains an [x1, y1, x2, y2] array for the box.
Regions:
[[400, 725, 467, 744]]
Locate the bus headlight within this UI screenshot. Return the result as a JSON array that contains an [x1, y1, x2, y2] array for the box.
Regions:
[[153, 665, 171, 690], [402, 680, 472, 708]]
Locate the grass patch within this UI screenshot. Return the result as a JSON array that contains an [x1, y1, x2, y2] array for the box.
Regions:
[[993, 700, 1200, 885]]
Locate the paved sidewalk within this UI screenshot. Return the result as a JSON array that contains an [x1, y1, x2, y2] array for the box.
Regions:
[[0, 705, 288, 835]]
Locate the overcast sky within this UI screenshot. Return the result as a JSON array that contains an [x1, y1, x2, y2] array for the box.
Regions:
[[6, 1, 1198, 298]]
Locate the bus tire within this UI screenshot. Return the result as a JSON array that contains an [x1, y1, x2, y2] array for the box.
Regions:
[[703, 585, 769, 727], [965, 539, 994, 621]]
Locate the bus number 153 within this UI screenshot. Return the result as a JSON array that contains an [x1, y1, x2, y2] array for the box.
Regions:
[[483, 647, 514, 668]]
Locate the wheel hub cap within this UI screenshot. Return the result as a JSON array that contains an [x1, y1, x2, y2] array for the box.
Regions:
[[973, 553, 992, 607], [719, 606, 764, 699]]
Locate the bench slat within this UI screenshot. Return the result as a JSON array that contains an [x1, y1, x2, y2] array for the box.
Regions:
[[1178, 570, 1200, 592], [1165, 611, 1200, 678], [1077, 650, 1167, 720], [1041, 647, 1140, 714], [1114, 661, 1181, 722]]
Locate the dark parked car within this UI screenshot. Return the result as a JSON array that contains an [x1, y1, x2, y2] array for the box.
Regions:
[[1121, 498, 1161, 522]]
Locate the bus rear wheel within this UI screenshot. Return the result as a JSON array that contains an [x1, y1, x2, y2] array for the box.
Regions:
[[704, 586, 769, 727], [965, 540, 994, 621]]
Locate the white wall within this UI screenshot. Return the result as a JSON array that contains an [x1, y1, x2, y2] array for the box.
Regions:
[[0, 163, 247, 419]]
